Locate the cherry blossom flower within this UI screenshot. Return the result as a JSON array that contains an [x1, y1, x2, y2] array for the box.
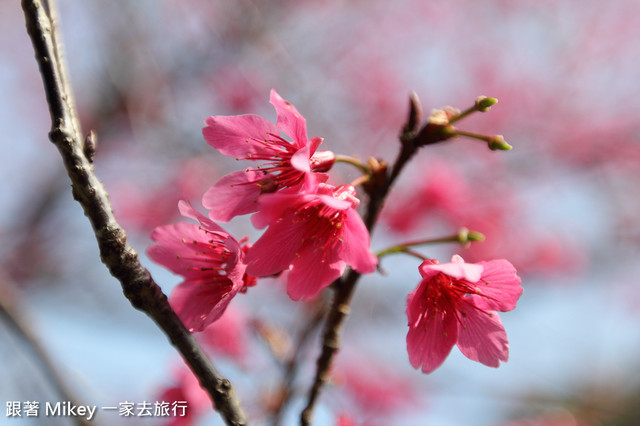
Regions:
[[331, 355, 417, 423], [111, 156, 219, 232], [147, 201, 254, 332], [335, 415, 361, 426], [157, 366, 211, 426], [406, 255, 522, 373], [195, 305, 250, 363], [202, 89, 335, 222], [383, 159, 471, 234], [245, 183, 378, 301]]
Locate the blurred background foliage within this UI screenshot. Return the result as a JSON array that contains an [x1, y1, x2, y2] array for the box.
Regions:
[[2, 0, 640, 424]]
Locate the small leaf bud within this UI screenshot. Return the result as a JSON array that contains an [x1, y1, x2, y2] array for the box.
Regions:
[[405, 91, 423, 133]]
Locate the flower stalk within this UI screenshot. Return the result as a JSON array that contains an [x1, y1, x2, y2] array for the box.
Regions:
[[376, 228, 486, 259]]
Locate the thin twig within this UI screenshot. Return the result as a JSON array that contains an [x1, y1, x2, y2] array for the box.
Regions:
[[300, 98, 424, 425], [21, 1, 248, 424], [0, 275, 91, 426], [271, 300, 328, 426]]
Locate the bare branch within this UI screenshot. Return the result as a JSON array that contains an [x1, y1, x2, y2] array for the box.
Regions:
[[270, 300, 327, 426], [21, 1, 248, 424], [300, 94, 424, 425], [0, 274, 91, 426]]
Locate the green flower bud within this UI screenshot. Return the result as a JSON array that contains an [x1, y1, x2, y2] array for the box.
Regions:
[[475, 96, 499, 112], [488, 135, 512, 151]]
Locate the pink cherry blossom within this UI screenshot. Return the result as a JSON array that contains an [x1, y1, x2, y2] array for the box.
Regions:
[[245, 183, 378, 301], [332, 355, 417, 419], [195, 305, 250, 363], [111, 156, 220, 233], [202, 89, 335, 222], [383, 159, 471, 234], [157, 366, 212, 426], [147, 201, 254, 332], [336, 415, 360, 426], [406, 255, 522, 374]]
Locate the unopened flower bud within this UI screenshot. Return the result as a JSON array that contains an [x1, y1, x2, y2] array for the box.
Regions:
[[488, 135, 512, 151], [414, 110, 457, 147], [457, 228, 485, 246], [475, 96, 498, 112], [310, 150, 336, 172], [429, 107, 460, 126], [467, 230, 485, 242], [429, 110, 449, 126]]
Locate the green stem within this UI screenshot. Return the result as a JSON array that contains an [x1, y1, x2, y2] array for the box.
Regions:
[[376, 228, 485, 258], [454, 130, 512, 150], [447, 104, 477, 125], [447, 97, 497, 125], [334, 154, 370, 174], [452, 128, 492, 142]]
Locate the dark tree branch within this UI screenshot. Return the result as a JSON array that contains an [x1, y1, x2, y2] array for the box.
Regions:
[[300, 95, 427, 425], [21, 1, 248, 424]]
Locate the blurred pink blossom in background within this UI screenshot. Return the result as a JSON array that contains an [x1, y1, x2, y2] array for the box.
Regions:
[[2, 0, 640, 424]]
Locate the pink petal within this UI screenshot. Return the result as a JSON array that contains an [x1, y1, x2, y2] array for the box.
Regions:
[[178, 200, 228, 235], [202, 170, 264, 222], [286, 242, 345, 301], [203, 114, 279, 158], [316, 182, 336, 197], [406, 287, 458, 374], [249, 207, 271, 230], [455, 297, 509, 368], [170, 279, 238, 332], [269, 89, 308, 148], [473, 259, 523, 312], [289, 143, 312, 173], [147, 224, 191, 274], [299, 171, 328, 194], [250, 190, 314, 229], [339, 209, 378, 274], [307, 136, 323, 156], [148, 222, 229, 280], [422, 255, 484, 282], [245, 213, 307, 277], [406, 281, 429, 327], [317, 194, 352, 211], [196, 305, 250, 361]]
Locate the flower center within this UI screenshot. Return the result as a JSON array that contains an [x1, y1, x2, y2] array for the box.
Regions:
[[179, 228, 233, 275], [244, 133, 304, 190], [293, 201, 344, 254], [424, 273, 493, 326]]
